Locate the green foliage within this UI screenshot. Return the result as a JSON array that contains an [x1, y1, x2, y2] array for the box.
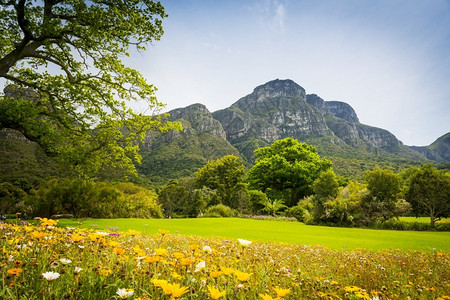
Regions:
[[157, 179, 189, 218], [259, 198, 287, 216], [247, 138, 332, 206], [0, 182, 27, 214], [29, 179, 162, 218], [406, 164, 450, 227], [313, 169, 340, 199], [203, 204, 238, 218], [195, 155, 246, 208], [284, 205, 306, 222], [362, 167, 402, 223], [0, 0, 180, 177], [248, 190, 268, 214]]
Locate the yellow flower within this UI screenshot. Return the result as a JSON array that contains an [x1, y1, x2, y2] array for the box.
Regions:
[[221, 267, 234, 275], [133, 246, 145, 256], [208, 285, 227, 299], [151, 278, 168, 287], [159, 282, 189, 297], [40, 218, 58, 227], [158, 229, 169, 235], [189, 244, 199, 251], [109, 241, 120, 247], [146, 256, 163, 263], [173, 252, 185, 259], [31, 231, 48, 239], [71, 234, 84, 242], [344, 286, 362, 293], [170, 283, 189, 297], [99, 269, 112, 276], [7, 268, 23, 276], [234, 270, 252, 282], [274, 287, 290, 298], [155, 248, 168, 256]]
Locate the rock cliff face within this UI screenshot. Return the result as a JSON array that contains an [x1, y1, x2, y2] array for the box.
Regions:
[[212, 79, 411, 161], [213, 80, 332, 144], [165, 103, 227, 140], [409, 132, 450, 162]]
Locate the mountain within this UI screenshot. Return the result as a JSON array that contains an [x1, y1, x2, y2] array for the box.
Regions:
[[1, 79, 448, 184], [409, 132, 450, 162], [137, 79, 447, 181], [212, 80, 424, 166], [137, 103, 241, 185]]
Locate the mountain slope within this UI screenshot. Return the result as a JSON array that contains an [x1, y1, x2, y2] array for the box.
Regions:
[[137, 104, 242, 185]]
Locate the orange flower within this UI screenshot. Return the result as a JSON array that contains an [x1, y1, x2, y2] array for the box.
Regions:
[[113, 247, 126, 255], [180, 258, 194, 266], [158, 229, 169, 236], [7, 268, 23, 276], [210, 271, 223, 278]]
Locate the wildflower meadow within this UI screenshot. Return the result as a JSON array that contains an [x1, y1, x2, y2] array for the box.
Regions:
[[1, 219, 449, 299]]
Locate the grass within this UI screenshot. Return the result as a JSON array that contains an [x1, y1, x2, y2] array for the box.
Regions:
[[56, 217, 450, 251]]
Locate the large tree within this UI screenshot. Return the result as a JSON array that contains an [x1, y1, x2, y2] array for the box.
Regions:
[[406, 164, 450, 227], [362, 167, 402, 223], [195, 155, 246, 208], [0, 0, 179, 177], [247, 138, 332, 206]]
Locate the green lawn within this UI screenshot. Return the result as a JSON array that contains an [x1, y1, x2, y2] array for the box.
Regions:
[[57, 217, 450, 252]]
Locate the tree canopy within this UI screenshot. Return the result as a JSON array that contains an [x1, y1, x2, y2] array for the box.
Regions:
[[0, 0, 179, 177], [195, 155, 246, 208], [362, 167, 402, 222], [406, 164, 450, 227], [247, 137, 332, 206]]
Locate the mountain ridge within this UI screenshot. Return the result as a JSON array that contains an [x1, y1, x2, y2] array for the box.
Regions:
[[1, 79, 448, 184]]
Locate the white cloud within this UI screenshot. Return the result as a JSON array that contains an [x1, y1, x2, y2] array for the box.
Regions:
[[252, 0, 287, 33]]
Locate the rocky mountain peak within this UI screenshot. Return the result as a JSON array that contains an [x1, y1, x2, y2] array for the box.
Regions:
[[326, 101, 359, 122], [249, 79, 306, 102], [167, 103, 227, 140]]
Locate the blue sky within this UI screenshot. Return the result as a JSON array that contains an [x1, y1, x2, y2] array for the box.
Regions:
[[125, 0, 450, 146]]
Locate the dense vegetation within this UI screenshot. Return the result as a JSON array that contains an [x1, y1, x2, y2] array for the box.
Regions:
[[2, 137, 448, 231]]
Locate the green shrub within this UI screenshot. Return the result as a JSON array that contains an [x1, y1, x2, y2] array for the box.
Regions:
[[374, 220, 450, 231], [29, 179, 162, 218], [203, 204, 237, 217], [285, 205, 305, 222]]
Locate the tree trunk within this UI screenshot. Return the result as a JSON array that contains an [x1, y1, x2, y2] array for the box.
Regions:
[[430, 207, 435, 228]]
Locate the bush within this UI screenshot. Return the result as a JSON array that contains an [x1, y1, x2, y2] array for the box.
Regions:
[[29, 179, 163, 218], [285, 205, 305, 222], [374, 220, 450, 231], [203, 204, 237, 217]]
